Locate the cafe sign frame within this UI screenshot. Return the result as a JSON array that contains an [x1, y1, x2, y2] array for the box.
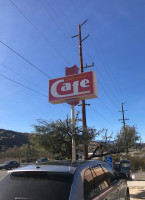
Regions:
[[49, 71, 98, 104]]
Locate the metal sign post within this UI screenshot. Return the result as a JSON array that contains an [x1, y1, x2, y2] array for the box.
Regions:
[[71, 105, 76, 162]]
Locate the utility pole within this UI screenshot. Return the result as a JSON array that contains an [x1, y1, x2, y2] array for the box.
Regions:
[[71, 104, 76, 162], [79, 23, 87, 160], [119, 102, 129, 129], [72, 19, 94, 160]]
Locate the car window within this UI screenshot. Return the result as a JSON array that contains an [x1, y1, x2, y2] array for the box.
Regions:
[[101, 164, 118, 184], [4, 161, 11, 165], [84, 168, 94, 199], [91, 165, 109, 193], [0, 173, 73, 200]]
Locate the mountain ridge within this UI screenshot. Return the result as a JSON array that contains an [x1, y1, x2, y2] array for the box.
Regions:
[[0, 129, 30, 151]]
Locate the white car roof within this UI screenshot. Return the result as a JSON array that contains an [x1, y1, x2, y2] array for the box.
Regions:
[[8, 160, 105, 175], [8, 164, 76, 174]]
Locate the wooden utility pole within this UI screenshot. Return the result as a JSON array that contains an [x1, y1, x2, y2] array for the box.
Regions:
[[79, 23, 88, 159], [119, 102, 129, 129], [72, 19, 93, 160]]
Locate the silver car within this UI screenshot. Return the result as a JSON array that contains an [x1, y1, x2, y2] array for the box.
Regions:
[[0, 160, 130, 200]]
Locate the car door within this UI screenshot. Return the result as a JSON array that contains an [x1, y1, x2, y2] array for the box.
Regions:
[[83, 164, 119, 200], [10, 161, 16, 168], [84, 168, 96, 199], [102, 164, 128, 200], [8, 161, 14, 168], [100, 164, 121, 200], [118, 179, 128, 200]]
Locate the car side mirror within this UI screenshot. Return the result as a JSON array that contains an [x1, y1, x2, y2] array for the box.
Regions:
[[118, 172, 128, 180]]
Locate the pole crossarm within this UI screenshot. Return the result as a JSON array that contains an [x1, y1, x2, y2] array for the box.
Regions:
[[81, 34, 89, 42], [83, 62, 94, 69], [78, 103, 90, 106], [72, 34, 79, 38], [80, 19, 88, 27]]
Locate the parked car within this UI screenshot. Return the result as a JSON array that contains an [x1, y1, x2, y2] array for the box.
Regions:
[[36, 158, 49, 164], [0, 160, 130, 199], [119, 160, 131, 180], [0, 161, 20, 170], [114, 162, 120, 173]]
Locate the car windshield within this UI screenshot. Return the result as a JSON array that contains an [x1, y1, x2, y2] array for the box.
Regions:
[[120, 163, 130, 168], [4, 161, 11, 165], [0, 172, 73, 200]]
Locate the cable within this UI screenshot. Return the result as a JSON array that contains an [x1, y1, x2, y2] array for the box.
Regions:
[[89, 106, 118, 129], [38, 0, 79, 56], [9, 0, 72, 66], [97, 98, 119, 121], [58, 0, 120, 108], [0, 63, 48, 94], [0, 40, 52, 79], [0, 69, 77, 111], [70, 0, 123, 103], [97, 79, 119, 110], [52, 1, 120, 117], [54, 0, 75, 32], [0, 72, 48, 98]]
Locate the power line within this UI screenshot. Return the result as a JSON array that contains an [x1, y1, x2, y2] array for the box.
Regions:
[[74, 0, 124, 101], [0, 72, 48, 98], [39, 0, 78, 56], [49, 0, 120, 109], [0, 63, 48, 94], [0, 40, 52, 79], [54, 0, 75, 32], [52, 2, 120, 111], [70, 0, 123, 104], [97, 98, 119, 121], [97, 79, 119, 110], [9, 0, 72, 66], [0, 69, 74, 113], [49, 0, 89, 65], [0, 72, 118, 129], [89, 106, 118, 129]]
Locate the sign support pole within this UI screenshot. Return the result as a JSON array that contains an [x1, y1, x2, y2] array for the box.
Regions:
[[71, 105, 76, 162]]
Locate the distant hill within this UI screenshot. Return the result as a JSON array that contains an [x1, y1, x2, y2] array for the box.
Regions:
[[0, 129, 30, 151]]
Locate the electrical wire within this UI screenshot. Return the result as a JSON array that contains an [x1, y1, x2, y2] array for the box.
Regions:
[[97, 98, 119, 121], [0, 40, 52, 79], [0, 71, 72, 111], [51, 0, 121, 123], [9, 0, 72, 66], [54, 0, 75, 32], [70, 0, 123, 103], [4, 0, 123, 130], [89, 106, 119, 129], [56, 0, 120, 109], [38, 0, 79, 57], [0, 63, 48, 94], [0, 72, 48, 98]]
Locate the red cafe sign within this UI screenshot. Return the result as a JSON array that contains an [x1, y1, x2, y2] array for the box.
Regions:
[[49, 71, 98, 104]]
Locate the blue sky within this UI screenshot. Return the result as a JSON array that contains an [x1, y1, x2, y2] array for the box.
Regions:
[[0, 0, 145, 142]]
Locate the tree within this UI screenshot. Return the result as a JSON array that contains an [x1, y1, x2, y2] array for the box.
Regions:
[[115, 125, 140, 153], [31, 118, 97, 159], [88, 125, 141, 159], [20, 144, 39, 162]]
